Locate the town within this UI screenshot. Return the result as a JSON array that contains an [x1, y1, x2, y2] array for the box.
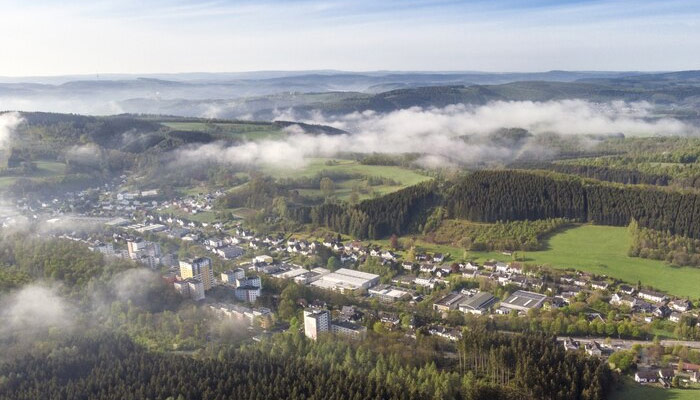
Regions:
[[8, 181, 700, 392]]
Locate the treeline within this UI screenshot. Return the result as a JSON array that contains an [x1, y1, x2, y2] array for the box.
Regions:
[[0, 334, 429, 400], [446, 170, 700, 239], [628, 220, 700, 267], [548, 164, 671, 186], [0, 234, 130, 290], [458, 327, 612, 400], [426, 218, 571, 251], [297, 181, 440, 239]]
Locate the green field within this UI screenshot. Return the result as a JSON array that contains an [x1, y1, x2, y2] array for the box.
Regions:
[[265, 158, 431, 202], [471, 225, 700, 298], [161, 121, 285, 141], [610, 377, 700, 400], [0, 161, 67, 188]]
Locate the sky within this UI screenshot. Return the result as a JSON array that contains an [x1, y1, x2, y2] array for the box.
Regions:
[[0, 0, 699, 76]]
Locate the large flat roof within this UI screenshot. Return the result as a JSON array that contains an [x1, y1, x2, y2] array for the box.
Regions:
[[502, 290, 546, 310]]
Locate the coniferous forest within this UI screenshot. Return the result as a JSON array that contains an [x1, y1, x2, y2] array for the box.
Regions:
[[0, 330, 612, 400], [298, 169, 700, 240]]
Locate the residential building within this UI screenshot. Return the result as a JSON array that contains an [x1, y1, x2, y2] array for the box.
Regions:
[[180, 257, 214, 291], [638, 289, 667, 303], [635, 370, 659, 383], [235, 285, 261, 303], [304, 309, 330, 340], [174, 278, 205, 301], [221, 268, 245, 283], [331, 321, 367, 340]]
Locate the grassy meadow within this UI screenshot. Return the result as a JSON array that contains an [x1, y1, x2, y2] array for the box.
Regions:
[[265, 158, 431, 202], [610, 377, 700, 400], [469, 225, 700, 298], [161, 121, 286, 141]]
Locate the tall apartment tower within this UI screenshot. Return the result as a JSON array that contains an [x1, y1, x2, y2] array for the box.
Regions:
[[179, 257, 214, 291], [303, 309, 330, 340]]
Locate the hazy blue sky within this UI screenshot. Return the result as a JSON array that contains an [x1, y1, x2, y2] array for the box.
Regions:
[[1, 0, 698, 76]]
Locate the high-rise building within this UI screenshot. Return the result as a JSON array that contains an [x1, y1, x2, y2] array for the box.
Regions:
[[180, 257, 214, 291], [303, 309, 330, 340]]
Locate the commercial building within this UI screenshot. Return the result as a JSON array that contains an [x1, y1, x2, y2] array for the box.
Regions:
[[368, 284, 412, 302], [433, 292, 468, 313], [458, 292, 497, 315], [499, 290, 547, 313], [310, 268, 379, 293], [180, 257, 214, 291]]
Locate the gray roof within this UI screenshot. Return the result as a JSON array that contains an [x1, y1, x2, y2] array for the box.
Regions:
[[501, 290, 546, 310], [460, 292, 497, 311]]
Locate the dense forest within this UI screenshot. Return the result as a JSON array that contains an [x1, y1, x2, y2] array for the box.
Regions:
[[296, 169, 700, 240], [0, 328, 613, 400], [547, 164, 671, 186], [446, 170, 700, 239], [295, 181, 440, 239]]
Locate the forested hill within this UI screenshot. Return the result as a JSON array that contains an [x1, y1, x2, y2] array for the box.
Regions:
[[297, 79, 700, 116], [296, 170, 700, 240], [447, 170, 700, 238]]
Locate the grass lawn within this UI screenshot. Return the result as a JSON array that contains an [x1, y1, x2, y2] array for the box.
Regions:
[[470, 225, 700, 299], [161, 122, 285, 141], [265, 158, 431, 201], [610, 377, 700, 400], [0, 161, 67, 187]]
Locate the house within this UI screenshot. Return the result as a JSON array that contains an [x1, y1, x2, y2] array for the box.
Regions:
[[381, 251, 397, 262], [419, 264, 437, 273], [659, 368, 675, 381], [611, 293, 638, 308], [669, 312, 682, 323], [618, 284, 636, 295], [402, 261, 414, 271], [671, 299, 692, 312], [433, 253, 445, 263], [483, 261, 496, 271], [414, 277, 436, 289], [562, 337, 580, 351], [462, 262, 479, 272], [638, 289, 667, 303], [495, 262, 510, 274], [653, 305, 671, 318], [591, 281, 610, 291], [634, 370, 659, 383], [585, 341, 603, 357]]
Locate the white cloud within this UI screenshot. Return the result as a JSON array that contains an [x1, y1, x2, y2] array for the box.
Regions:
[[0, 284, 75, 338], [173, 100, 698, 168], [0, 111, 23, 151]]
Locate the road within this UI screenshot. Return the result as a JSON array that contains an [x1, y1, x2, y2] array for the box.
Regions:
[[557, 336, 700, 350]]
